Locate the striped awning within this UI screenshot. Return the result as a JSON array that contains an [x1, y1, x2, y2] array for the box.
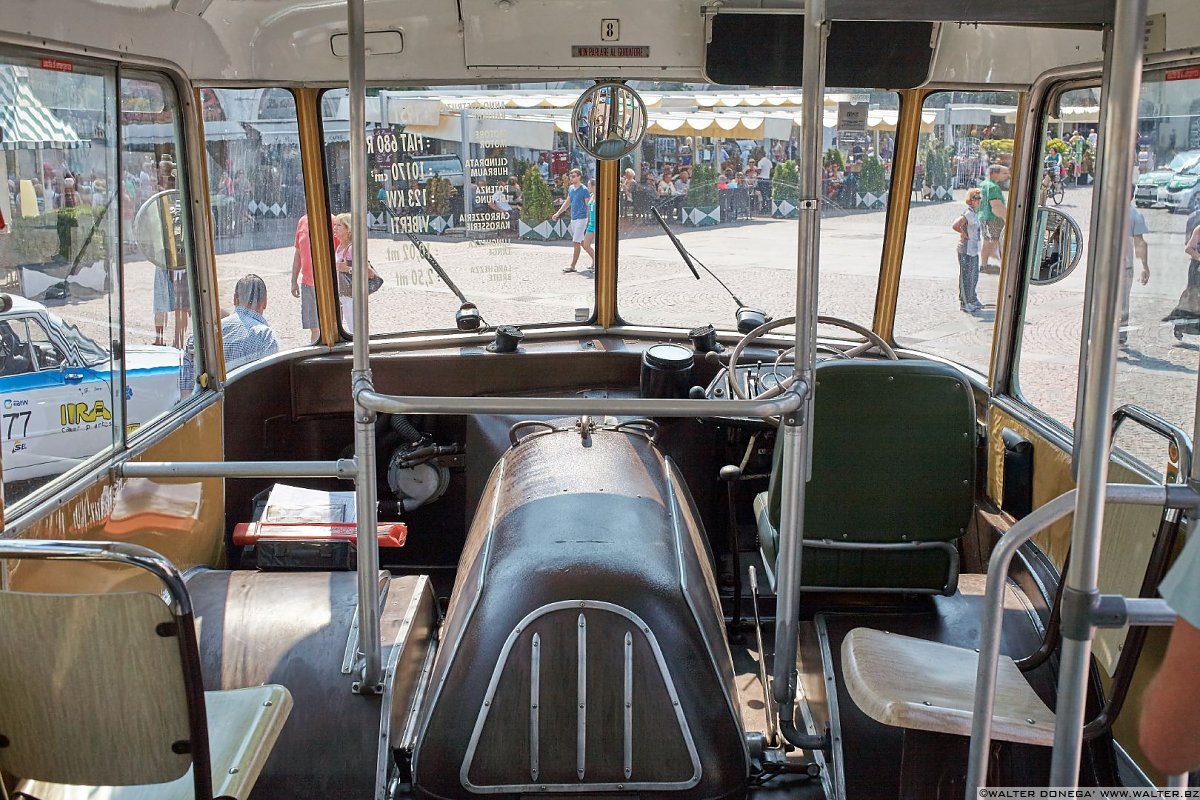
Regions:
[[0, 69, 86, 150]]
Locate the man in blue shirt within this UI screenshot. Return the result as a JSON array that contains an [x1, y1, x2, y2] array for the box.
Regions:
[[179, 274, 279, 393], [551, 168, 594, 273]]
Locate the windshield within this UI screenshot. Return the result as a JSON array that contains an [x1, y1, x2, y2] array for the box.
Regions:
[[1167, 150, 1200, 171], [615, 86, 898, 335], [321, 85, 598, 335]]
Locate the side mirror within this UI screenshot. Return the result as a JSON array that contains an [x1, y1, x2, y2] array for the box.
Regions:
[[133, 189, 187, 272], [1030, 207, 1083, 285], [571, 82, 648, 161]]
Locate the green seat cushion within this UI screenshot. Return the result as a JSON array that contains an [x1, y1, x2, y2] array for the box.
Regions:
[[762, 359, 975, 592]]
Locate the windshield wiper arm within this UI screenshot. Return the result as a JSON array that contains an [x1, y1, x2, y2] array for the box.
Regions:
[[649, 207, 767, 332], [400, 230, 483, 331]]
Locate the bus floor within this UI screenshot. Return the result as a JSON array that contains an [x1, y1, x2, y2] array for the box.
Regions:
[[784, 574, 1124, 798]]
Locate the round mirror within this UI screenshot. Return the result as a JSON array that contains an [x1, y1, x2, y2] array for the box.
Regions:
[[133, 189, 187, 272], [571, 82, 647, 161], [1030, 207, 1083, 285]]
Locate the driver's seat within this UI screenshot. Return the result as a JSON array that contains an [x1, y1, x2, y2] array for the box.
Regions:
[[755, 359, 975, 595]]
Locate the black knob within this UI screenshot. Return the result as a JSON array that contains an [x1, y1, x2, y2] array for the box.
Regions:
[[688, 385, 707, 399], [688, 324, 724, 354], [719, 465, 742, 482], [455, 302, 482, 332], [487, 325, 524, 353]]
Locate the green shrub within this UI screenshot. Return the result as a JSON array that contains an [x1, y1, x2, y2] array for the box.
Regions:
[[922, 137, 954, 188], [823, 148, 844, 169], [519, 166, 554, 224], [686, 163, 719, 207], [1045, 137, 1069, 156], [772, 160, 799, 204], [426, 176, 452, 216], [980, 138, 1015, 158], [0, 207, 109, 268], [858, 156, 887, 195]]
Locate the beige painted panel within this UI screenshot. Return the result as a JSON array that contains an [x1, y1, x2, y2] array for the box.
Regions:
[[9, 401, 226, 594]]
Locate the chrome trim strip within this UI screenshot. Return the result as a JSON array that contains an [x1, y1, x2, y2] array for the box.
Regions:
[[814, 615, 847, 800], [374, 577, 429, 800], [531, 633, 541, 782], [410, 458, 504, 775], [342, 601, 362, 675], [459, 599, 701, 793], [577, 613, 587, 781], [398, 634, 439, 752], [664, 460, 753, 765], [623, 631, 633, 780]]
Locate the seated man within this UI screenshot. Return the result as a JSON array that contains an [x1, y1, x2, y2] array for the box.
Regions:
[[179, 274, 278, 394]]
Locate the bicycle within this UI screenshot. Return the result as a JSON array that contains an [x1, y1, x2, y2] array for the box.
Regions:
[[1042, 164, 1066, 206]]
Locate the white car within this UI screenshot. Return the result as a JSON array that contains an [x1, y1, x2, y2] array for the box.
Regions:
[[0, 295, 182, 484]]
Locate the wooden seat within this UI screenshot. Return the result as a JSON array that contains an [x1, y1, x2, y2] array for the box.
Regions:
[[0, 541, 293, 800], [841, 627, 1055, 747]]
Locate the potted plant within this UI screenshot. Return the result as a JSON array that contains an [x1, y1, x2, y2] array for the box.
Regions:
[[921, 137, 954, 201], [980, 138, 1015, 167], [517, 165, 563, 240], [855, 155, 888, 209], [823, 147, 844, 170], [423, 174, 456, 234], [771, 160, 800, 218], [681, 163, 720, 226]]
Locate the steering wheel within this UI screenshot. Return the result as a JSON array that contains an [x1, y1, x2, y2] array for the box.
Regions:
[[725, 314, 898, 400]]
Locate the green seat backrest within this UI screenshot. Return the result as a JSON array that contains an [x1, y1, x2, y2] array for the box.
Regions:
[[765, 359, 976, 591]]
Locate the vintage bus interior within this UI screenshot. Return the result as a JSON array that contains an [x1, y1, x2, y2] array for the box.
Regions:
[[2, 0, 1200, 798]]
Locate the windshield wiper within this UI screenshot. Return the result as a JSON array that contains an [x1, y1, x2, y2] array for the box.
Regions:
[[400, 230, 483, 331], [649, 207, 768, 333]]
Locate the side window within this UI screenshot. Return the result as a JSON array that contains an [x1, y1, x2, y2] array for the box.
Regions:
[[201, 88, 297, 367], [1015, 73, 1199, 471], [894, 90, 1019, 374], [0, 52, 120, 505], [0, 54, 196, 508]]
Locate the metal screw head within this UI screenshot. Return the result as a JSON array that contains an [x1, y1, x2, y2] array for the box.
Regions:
[[923, 700, 932, 706], [263, 700, 273, 707], [1026, 718, 1035, 725], [229, 767, 239, 775]]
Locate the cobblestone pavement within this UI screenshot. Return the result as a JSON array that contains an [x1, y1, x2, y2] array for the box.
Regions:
[[24, 181, 1199, 474]]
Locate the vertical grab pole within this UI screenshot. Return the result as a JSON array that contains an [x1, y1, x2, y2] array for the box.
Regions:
[[771, 0, 826, 710], [348, 0, 383, 693], [1048, 0, 1146, 785]]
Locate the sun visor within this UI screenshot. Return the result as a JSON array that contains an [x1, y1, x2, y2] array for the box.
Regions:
[[704, 14, 937, 90]]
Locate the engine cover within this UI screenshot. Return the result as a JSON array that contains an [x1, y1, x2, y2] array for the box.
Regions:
[[410, 425, 748, 800]]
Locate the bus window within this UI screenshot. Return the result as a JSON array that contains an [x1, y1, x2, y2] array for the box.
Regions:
[[0, 52, 120, 506], [320, 86, 596, 335], [1014, 73, 1199, 473], [894, 90, 1019, 375], [615, 88, 896, 335], [202, 88, 306, 355]]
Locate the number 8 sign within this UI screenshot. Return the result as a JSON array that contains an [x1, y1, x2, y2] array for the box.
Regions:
[[601, 19, 619, 41]]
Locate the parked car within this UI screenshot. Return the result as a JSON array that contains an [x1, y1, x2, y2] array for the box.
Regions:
[[1160, 161, 1200, 213], [0, 294, 182, 484], [1135, 149, 1200, 207]]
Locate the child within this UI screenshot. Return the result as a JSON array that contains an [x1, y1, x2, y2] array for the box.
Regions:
[[951, 188, 984, 313]]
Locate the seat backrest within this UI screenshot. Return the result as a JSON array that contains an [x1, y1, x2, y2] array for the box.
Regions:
[[0, 541, 211, 796], [766, 359, 976, 592]]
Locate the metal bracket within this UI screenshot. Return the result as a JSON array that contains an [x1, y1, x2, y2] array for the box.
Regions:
[[1062, 589, 1178, 635], [782, 380, 810, 427], [798, 199, 819, 210], [1060, 586, 1100, 640]]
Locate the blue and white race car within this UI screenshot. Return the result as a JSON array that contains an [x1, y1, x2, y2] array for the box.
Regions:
[[0, 294, 182, 484]]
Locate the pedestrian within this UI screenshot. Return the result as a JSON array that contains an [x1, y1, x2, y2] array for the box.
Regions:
[[291, 213, 338, 343], [581, 179, 597, 266], [952, 188, 984, 313], [550, 168, 594, 273], [978, 163, 1010, 273], [1163, 224, 1200, 340], [1119, 201, 1150, 347], [178, 274, 278, 394], [332, 213, 381, 333]]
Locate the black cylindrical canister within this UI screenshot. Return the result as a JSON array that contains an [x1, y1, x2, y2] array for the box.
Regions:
[[640, 343, 695, 399]]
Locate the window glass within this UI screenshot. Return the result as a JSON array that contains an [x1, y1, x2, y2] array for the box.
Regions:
[[321, 85, 596, 335], [894, 91, 1019, 373], [0, 53, 120, 505], [1015, 72, 1199, 472], [119, 72, 195, 423], [200, 88, 298, 369], [616, 88, 896, 335], [0, 54, 194, 508]]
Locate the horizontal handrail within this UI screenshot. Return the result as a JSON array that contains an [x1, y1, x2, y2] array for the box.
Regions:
[[118, 460, 355, 479], [355, 385, 806, 418]]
